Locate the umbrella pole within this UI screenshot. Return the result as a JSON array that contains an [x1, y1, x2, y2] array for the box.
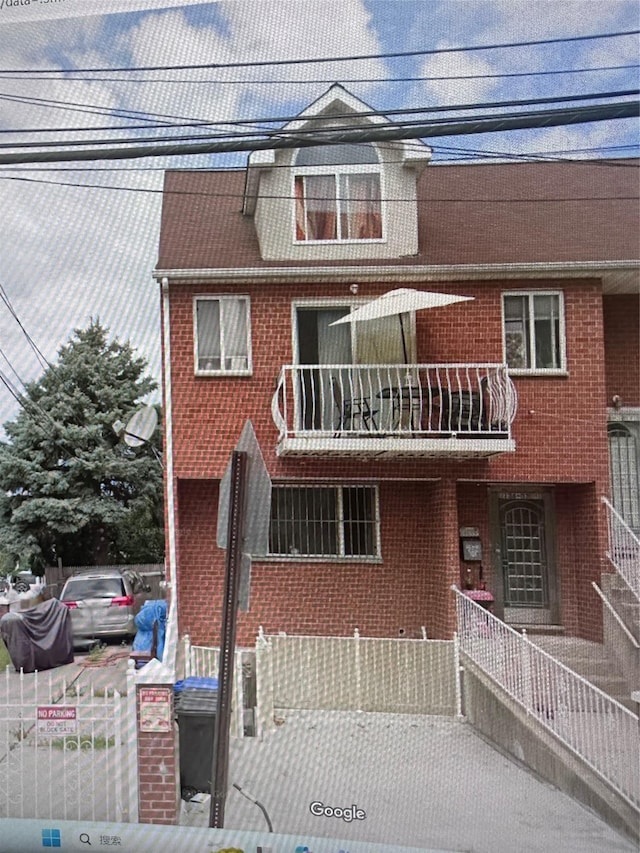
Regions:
[[399, 313, 409, 364]]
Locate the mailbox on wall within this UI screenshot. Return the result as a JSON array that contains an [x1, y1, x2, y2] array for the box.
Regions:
[[459, 526, 482, 562]]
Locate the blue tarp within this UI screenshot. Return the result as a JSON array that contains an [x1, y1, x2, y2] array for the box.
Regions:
[[132, 599, 167, 661]]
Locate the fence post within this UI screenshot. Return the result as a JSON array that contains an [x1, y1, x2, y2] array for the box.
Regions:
[[354, 628, 362, 711], [133, 662, 179, 825], [255, 629, 274, 736], [183, 634, 192, 678], [520, 629, 533, 711], [125, 661, 139, 823], [453, 632, 463, 718]]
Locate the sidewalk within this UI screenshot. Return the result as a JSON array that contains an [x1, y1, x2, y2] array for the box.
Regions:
[[215, 710, 636, 852]]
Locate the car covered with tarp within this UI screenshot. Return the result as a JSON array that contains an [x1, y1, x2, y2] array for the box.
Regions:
[[0, 598, 74, 673]]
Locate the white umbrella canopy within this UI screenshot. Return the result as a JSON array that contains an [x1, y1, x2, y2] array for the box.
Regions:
[[330, 287, 474, 362], [330, 288, 473, 326]]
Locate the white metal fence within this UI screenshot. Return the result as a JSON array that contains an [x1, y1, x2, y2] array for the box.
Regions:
[[256, 629, 461, 726], [453, 588, 640, 811], [181, 635, 247, 738], [603, 496, 640, 602], [0, 666, 130, 821]]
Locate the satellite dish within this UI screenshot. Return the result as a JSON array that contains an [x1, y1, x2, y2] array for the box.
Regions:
[[123, 406, 158, 447]]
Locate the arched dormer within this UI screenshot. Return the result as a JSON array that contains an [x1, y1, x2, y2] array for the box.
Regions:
[[245, 85, 431, 261]]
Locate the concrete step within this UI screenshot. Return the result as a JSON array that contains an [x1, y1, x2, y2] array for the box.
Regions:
[[526, 636, 635, 707]]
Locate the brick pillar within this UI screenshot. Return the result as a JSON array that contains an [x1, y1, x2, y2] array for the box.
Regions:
[[136, 681, 179, 824]]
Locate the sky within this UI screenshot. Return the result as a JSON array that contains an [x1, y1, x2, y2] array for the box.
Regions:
[[0, 0, 637, 434]]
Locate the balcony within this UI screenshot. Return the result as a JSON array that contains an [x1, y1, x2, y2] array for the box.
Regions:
[[272, 363, 517, 458]]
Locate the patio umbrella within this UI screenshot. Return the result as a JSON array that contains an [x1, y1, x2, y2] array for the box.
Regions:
[[330, 287, 473, 362]]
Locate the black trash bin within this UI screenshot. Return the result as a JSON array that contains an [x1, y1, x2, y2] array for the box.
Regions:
[[175, 678, 218, 797]]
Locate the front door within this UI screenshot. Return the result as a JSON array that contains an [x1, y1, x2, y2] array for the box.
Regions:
[[490, 490, 559, 624]]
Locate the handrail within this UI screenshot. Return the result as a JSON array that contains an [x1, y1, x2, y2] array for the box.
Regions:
[[453, 586, 639, 810], [592, 581, 640, 649], [602, 496, 640, 603]]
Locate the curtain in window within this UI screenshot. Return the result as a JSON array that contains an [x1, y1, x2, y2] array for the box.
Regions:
[[340, 173, 382, 239], [197, 299, 221, 370], [223, 298, 248, 370], [503, 296, 529, 369], [533, 294, 560, 369], [296, 175, 337, 240]]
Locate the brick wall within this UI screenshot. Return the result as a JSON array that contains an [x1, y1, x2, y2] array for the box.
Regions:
[[176, 478, 463, 645], [136, 686, 179, 825], [165, 277, 625, 645]]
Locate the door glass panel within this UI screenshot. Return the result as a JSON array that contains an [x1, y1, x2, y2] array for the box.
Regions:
[[608, 423, 640, 532], [500, 500, 548, 608]]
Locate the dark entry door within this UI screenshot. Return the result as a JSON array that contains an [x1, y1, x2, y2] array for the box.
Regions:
[[491, 491, 559, 625]]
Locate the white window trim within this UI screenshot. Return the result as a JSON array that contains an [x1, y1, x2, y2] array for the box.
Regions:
[[193, 294, 253, 376], [502, 290, 567, 376], [267, 483, 382, 561], [292, 163, 386, 245]]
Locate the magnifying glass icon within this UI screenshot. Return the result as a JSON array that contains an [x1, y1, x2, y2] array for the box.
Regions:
[[79, 834, 92, 845]]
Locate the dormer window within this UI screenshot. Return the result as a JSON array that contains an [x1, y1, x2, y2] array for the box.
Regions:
[[293, 143, 383, 242]]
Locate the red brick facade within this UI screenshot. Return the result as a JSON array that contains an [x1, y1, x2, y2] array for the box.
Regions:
[[157, 153, 637, 649]]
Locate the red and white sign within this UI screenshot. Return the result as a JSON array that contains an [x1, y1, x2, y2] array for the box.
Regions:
[[37, 706, 78, 736], [138, 687, 172, 733]]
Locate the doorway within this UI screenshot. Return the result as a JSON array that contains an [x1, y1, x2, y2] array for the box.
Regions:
[[490, 490, 559, 624], [294, 305, 408, 432]]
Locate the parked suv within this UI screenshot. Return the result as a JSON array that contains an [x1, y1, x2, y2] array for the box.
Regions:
[[60, 569, 142, 646]]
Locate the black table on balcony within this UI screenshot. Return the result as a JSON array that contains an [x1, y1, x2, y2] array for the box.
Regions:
[[377, 385, 430, 430]]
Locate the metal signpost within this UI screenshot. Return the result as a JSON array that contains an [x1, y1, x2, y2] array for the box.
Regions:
[[210, 421, 271, 828]]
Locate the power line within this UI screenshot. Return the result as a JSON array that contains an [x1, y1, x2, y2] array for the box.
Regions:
[[2, 169, 636, 205], [0, 100, 637, 165], [1, 62, 636, 86], [1, 28, 637, 76], [0, 283, 50, 371], [0, 142, 636, 176], [2, 88, 638, 140]]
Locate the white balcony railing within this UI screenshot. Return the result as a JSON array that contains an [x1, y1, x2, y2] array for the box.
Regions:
[[272, 363, 517, 453]]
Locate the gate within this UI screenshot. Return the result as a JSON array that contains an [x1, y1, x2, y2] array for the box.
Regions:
[[0, 666, 130, 821]]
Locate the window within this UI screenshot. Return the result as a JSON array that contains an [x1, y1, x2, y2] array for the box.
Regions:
[[269, 485, 380, 558], [294, 143, 383, 242], [503, 292, 565, 372], [608, 422, 640, 533], [194, 296, 251, 374]]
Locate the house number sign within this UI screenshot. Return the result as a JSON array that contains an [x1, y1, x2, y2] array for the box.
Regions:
[[138, 687, 172, 733]]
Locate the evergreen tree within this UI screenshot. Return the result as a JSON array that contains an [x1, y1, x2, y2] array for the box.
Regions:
[[0, 320, 163, 570]]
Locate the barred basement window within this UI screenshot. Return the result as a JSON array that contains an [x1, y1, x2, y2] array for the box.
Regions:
[[269, 485, 379, 558]]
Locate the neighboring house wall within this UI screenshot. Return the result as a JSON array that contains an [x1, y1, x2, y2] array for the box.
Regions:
[[603, 293, 640, 407]]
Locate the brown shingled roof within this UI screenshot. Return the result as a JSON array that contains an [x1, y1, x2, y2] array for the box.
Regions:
[[156, 159, 639, 271]]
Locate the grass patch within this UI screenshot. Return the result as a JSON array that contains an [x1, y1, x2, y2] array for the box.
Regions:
[[0, 637, 11, 670], [49, 735, 115, 750]]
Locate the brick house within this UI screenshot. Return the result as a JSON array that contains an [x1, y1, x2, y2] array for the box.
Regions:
[[153, 85, 639, 649]]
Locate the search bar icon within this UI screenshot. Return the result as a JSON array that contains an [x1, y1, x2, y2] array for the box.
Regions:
[[79, 834, 92, 845]]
